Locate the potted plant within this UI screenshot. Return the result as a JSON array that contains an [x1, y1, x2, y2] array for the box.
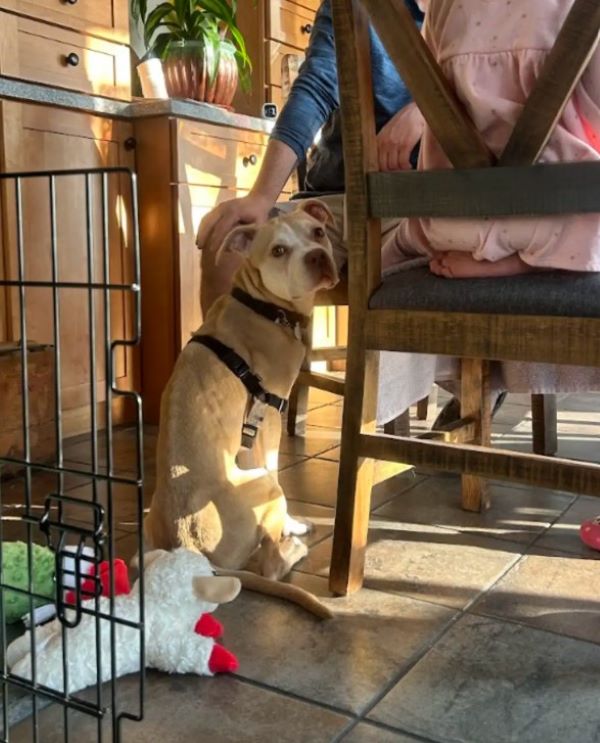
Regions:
[[132, 0, 251, 108]]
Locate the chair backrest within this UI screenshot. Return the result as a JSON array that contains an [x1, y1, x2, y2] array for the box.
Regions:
[[330, 0, 600, 305]]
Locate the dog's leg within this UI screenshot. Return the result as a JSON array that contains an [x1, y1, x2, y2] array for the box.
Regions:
[[283, 512, 312, 537], [256, 534, 308, 581]]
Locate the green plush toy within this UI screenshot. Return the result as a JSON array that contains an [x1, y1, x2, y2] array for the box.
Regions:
[[2, 542, 56, 624]]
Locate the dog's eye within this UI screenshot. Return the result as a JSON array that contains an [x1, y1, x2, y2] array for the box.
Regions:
[[313, 227, 325, 240], [271, 244, 287, 258]]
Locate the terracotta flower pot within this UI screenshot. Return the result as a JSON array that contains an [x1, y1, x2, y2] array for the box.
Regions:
[[163, 40, 238, 107]]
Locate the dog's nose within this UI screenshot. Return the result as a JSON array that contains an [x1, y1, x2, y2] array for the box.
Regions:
[[304, 248, 329, 270]]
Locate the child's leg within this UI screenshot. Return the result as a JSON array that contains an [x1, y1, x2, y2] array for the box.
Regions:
[[430, 252, 540, 279]]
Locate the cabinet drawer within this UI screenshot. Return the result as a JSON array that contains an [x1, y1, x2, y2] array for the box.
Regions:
[[13, 15, 131, 99], [175, 120, 269, 190], [0, 0, 129, 42], [268, 0, 315, 49], [266, 39, 305, 87], [288, 0, 320, 11]]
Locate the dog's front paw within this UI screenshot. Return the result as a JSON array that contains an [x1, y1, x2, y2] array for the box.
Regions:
[[283, 513, 313, 537]]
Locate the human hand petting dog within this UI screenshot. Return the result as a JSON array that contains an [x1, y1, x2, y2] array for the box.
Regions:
[[377, 102, 425, 172], [196, 192, 274, 256]]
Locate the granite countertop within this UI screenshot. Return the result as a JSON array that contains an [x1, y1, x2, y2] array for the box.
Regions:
[[0, 76, 274, 135]]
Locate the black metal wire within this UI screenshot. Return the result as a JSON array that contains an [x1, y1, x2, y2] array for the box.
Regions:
[[0, 168, 144, 742]]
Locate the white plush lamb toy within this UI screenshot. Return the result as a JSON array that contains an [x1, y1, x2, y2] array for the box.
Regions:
[[6, 548, 241, 694]]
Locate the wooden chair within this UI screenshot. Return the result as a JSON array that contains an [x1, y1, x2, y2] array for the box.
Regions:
[[328, 0, 600, 595], [282, 48, 557, 445]]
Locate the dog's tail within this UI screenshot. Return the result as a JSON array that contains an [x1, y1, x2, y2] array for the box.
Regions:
[[214, 568, 333, 619]]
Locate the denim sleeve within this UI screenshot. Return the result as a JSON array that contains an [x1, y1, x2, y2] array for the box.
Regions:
[[270, 1, 339, 162]]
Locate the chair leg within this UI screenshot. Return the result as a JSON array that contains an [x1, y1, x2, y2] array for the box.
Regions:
[[383, 409, 410, 436], [286, 376, 309, 437], [460, 358, 492, 513], [416, 396, 430, 420], [286, 320, 314, 437], [531, 394, 558, 456], [329, 349, 379, 596]]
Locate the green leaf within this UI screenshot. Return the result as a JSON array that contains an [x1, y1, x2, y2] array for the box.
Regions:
[[143, 2, 177, 47], [228, 25, 250, 70], [196, 0, 235, 26], [151, 32, 174, 59]]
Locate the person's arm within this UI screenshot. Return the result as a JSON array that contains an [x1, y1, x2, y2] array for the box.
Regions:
[[196, 2, 338, 252]]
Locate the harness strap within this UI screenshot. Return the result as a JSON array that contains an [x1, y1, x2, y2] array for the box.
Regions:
[[231, 288, 310, 335], [189, 335, 288, 415]]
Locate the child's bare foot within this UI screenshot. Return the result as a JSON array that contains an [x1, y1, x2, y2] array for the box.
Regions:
[[430, 252, 537, 279]]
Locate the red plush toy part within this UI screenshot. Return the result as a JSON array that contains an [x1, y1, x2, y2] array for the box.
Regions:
[[65, 559, 131, 605], [195, 613, 223, 638], [208, 644, 239, 674], [580, 517, 600, 551]]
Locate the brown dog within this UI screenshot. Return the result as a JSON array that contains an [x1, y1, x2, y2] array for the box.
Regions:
[[144, 200, 339, 617]]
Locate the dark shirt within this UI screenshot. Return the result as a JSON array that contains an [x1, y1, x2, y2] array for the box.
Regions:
[[270, 0, 424, 193]]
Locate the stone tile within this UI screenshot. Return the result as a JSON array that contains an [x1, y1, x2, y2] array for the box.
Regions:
[[9, 672, 349, 743], [279, 428, 340, 458], [560, 392, 600, 413], [342, 722, 422, 742], [534, 496, 600, 557], [473, 548, 600, 644], [216, 572, 455, 715], [307, 387, 342, 410], [277, 453, 308, 471], [278, 459, 421, 510], [296, 522, 521, 610], [496, 428, 600, 463], [306, 403, 343, 430], [278, 458, 340, 508], [369, 614, 600, 743], [63, 425, 150, 478], [285, 500, 334, 547], [373, 475, 573, 547]]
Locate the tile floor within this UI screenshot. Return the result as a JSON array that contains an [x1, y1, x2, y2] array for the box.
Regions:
[[3, 388, 600, 742]]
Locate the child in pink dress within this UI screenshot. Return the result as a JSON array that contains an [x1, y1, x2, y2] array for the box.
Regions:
[[384, 0, 600, 551], [382, 0, 600, 278]]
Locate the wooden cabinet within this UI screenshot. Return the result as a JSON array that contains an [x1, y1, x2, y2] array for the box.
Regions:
[[0, 102, 139, 437], [135, 113, 277, 423], [0, 0, 129, 43], [0, 2, 131, 100], [234, 0, 316, 116]]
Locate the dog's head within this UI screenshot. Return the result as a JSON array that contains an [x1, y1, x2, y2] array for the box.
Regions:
[[216, 199, 339, 302]]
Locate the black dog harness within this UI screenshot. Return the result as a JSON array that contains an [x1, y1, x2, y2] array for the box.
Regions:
[[189, 290, 310, 449]]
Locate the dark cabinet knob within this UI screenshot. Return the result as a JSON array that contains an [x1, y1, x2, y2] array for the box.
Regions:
[[301, 23, 313, 34], [63, 0, 78, 4], [243, 154, 258, 167], [65, 52, 80, 67], [124, 137, 137, 152]]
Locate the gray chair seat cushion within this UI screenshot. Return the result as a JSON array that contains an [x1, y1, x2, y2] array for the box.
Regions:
[[369, 267, 600, 318]]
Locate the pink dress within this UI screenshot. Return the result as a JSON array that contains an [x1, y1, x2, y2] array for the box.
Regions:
[[382, 0, 600, 273]]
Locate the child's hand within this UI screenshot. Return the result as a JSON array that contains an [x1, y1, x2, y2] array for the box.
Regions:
[[377, 102, 425, 172]]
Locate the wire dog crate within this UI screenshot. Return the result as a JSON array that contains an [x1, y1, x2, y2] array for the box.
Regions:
[[0, 168, 144, 742]]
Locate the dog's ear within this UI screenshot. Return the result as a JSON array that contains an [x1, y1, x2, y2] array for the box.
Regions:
[[295, 199, 336, 227], [192, 576, 241, 604], [215, 224, 258, 264]]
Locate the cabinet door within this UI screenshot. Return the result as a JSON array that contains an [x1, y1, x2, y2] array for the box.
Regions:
[[0, 102, 137, 436]]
